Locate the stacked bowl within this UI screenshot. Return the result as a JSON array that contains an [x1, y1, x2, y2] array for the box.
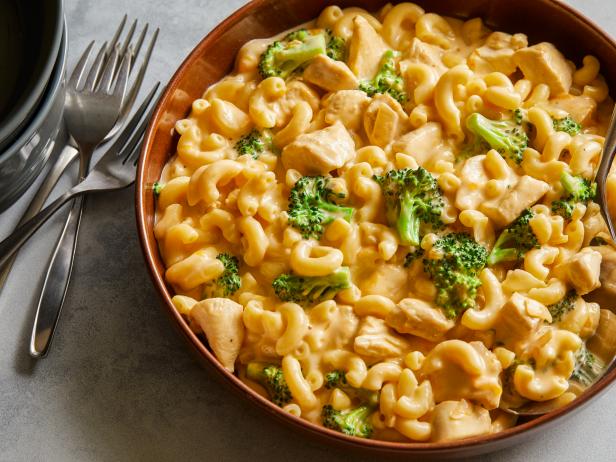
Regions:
[[0, 0, 66, 212]]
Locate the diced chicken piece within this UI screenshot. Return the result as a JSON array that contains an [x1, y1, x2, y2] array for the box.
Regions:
[[363, 94, 409, 148], [386, 298, 454, 342], [429, 400, 492, 442], [303, 55, 358, 92], [422, 340, 502, 409], [480, 175, 549, 227], [514, 42, 573, 95], [549, 95, 597, 125], [455, 155, 489, 211], [347, 16, 390, 80], [310, 304, 360, 350], [281, 121, 355, 174], [468, 32, 528, 76], [556, 296, 600, 339], [357, 263, 409, 303], [585, 244, 616, 307], [354, 316, 411, 359], [493, 293, 551, 351], [406, 38, 447, 76], [587, 309, 616, 363], [324, 90, 371, 132], [563, 248, 602, 295], [191, 298, 245, 372], [391, 122, 444, 167]]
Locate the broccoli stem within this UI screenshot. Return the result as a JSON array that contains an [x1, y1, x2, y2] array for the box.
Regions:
[[398, 192, 421, 246]]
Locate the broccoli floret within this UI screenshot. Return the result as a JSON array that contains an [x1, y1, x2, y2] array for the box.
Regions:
[[272, 267, 351, 304], [246, 362, 293, 407], [570, 345, 603, 387], [551, 171, 597, 219], [259, 30, 327, 79], [553, 115, 581, 136], [458, 136, 492, 160], [359, 50, 407, 104], [324, 370, 379, 407], [465, 112, 529, 164], [326, 32, 346, 61], [235, 129, 271, 159], [547, 290, 577, 323], [374, 167, 443, 246], [322, 404, 374, 438], [287, 176, 354, 239], [423, 233, 488, 318], [202, 253, 241, 298], [153, 182, 164, 196], [487, 209, 539, 266], [590, 236, 609, 246], [513, 108, 526, 125], [404, 247, 425, 268]]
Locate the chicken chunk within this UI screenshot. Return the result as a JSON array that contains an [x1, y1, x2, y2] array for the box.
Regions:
[[493, 293, 551, 352], [586, 244, 616, 307], [191, 298, 245, 372], [562, 248, 602, 295], [468, 32, 527, 76], [429, 400, 492, 442], [354, 316, 411, 359], [357, 263, 409, 303], [303, 55, 359, 92], [587, 309, 616, 363], [281, 121, 355, 174], [386, 298, 454, 342], [323, 90, 371, 132], [347, 16, 390, 80], [514, 42, 573, 95], [480, 175, 549, 227], [391, 122, 446, 167], [549, 95, 597, 125], [406, 38, 447, 76], [363, 94, 409, 148]]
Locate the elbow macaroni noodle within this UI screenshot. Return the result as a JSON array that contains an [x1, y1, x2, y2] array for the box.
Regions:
[[154, 3, 615, 443]]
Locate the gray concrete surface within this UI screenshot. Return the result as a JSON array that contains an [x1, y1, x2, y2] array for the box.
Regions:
[[1, 0, 616, 460]]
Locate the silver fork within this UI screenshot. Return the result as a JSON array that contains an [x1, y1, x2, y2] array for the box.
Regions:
[[0, 16, 158, 291], [0, 85, 159, 270], [22, 42, 132, 357]]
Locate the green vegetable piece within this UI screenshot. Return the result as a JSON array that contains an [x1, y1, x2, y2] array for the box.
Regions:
[[423, 232, 488, 318], [570, 345, 603, 387], [272, 267, 351, 304], [465, 112, 529, 164], [235, 129, 271, 159], [259, 31, 327, 79], [374, 167, 443, 246], [153, 182, 164, 196], [551, 171, 596, 219], [553, 115, 581, 136], [547, 290, 577, 323], [488, 209, 539, 266], [246, 362, 293, 407], [287, 176, 354, 239], [359, 50, 407, 104], [322, 404, 374, 438], [203, 253, 241, 298]]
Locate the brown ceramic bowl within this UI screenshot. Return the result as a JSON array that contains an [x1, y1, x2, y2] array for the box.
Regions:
[[136, 0, 616, 458]]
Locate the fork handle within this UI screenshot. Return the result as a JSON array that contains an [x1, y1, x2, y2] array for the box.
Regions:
[[0, 190, 77, 269], [30, 195, 85, 357]]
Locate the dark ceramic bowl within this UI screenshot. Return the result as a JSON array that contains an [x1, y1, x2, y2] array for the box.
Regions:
[[137, 0, 616, 458], [0, 22, 67, 213], [0, 0, 64, 153]]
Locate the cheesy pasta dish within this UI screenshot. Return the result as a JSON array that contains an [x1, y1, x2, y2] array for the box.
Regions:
[[153, 3, 616, 443]]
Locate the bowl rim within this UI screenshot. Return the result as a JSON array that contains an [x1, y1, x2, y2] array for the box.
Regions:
[[136, 0, 616, 453], [0, 0, 64, 152]]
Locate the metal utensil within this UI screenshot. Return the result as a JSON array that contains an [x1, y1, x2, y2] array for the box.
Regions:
[[595, 105, 616, 242], [0, 84, 159, 272], [0, 16, 158, 293]]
